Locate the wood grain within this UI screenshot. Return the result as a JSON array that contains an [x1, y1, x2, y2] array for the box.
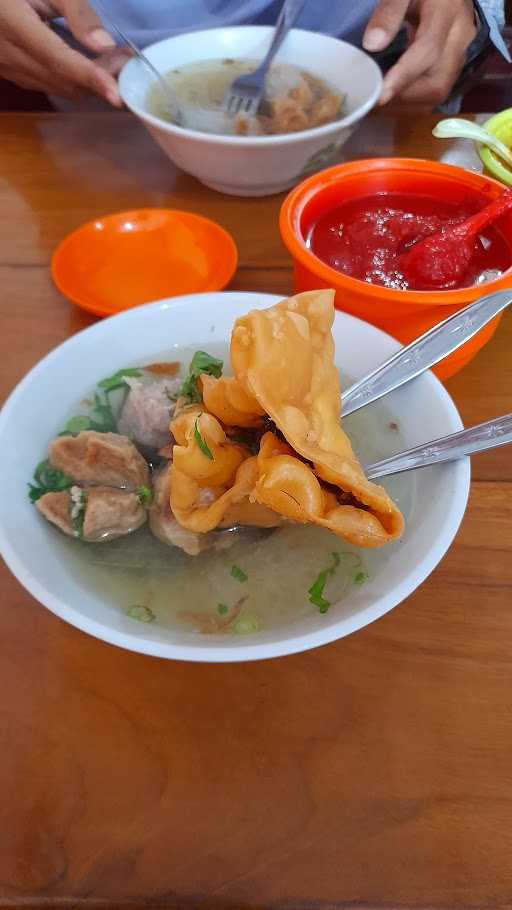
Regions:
[[0, 111, 511, 910]]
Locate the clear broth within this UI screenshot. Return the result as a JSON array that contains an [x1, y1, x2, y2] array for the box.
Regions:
[[45, 346, 413, 636]]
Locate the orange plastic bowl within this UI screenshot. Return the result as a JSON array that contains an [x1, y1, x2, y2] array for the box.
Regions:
[[52, 208, 238, 317], [280, 158, 512, 379]]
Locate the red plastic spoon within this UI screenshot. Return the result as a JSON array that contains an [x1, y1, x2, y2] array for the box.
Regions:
[[399, 190, 512, 290]]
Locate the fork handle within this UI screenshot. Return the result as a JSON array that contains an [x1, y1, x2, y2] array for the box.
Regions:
[[256, 0, 308, 73], [365, 413, 512, 480]]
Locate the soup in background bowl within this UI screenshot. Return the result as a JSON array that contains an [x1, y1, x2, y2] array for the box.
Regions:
[[147, 59, 344, 136], [118, 27, 382, 196]]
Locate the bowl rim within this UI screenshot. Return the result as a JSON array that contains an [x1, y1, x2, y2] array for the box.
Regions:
[[478, 109, 512, 186], [118, 26, 383, 147], [50, 207, 239, 316], [0, 292, 470, 662], [280, 156, 512, 304]]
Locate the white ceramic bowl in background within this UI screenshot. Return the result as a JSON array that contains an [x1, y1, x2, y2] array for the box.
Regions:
[[0, 292, 469, 662], [118, 27, 382, 196]]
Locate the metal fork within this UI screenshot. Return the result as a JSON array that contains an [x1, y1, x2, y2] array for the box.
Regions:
[[224, 0, 307, 117]]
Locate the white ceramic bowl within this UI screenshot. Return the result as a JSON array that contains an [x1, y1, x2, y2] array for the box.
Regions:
[[118, 27, 382, 196], [0, 292, 469, 662]]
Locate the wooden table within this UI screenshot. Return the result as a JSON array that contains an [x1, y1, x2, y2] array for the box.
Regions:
[[1, 111, 511, 910]]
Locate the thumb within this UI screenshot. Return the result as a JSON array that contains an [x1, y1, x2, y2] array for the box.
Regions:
[[55, 0, 116, 53], [363, 0, 411, 52]]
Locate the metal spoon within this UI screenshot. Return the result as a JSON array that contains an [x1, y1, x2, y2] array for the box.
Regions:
[[365, 413, 512, 479], [342, 289, 512, 418], [433, 117, 512, 169], [95, 0, 182, 123]]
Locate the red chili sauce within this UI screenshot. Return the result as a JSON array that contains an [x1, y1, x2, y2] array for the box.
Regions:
[[306, 193, 512, 291]]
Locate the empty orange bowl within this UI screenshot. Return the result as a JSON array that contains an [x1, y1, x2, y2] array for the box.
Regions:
[[280, 158, 512, 380], [52, 208, 238, 317]]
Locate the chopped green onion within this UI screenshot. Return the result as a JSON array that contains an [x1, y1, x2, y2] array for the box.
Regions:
[[89, 391, 118, 433], [136, 485, 153, 506], [174, 351, 223, 403], [62, 415, 92, 435], [308, 552, 341, 614], [231, 565, 248, 583], [188, 351, 223, 378], [234, 614, 259, 635], [174, 375, 201, 404], [217, 603, 229, 615], [126, 604, 155, 623], [354, 570, 368, 585], [28, 460, 74, 503], [98, 367, 142, 393], [194, 415, 214, 460]]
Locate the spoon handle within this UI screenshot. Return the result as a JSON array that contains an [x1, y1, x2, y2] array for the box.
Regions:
[[96, 0, 180, 119], [433, 118, 512, 167], [365, 413, 512, 480], [455, 190, 512, 238], [342, 290, 512, 418]]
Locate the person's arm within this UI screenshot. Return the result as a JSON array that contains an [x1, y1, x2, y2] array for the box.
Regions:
[[0, 0, 121, 103]]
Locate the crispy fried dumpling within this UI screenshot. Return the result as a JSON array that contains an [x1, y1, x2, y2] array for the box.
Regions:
[[232, 290, 404, 547], [169, 406, 281, 533], [168, 289, 403, 548], [200, 374, 264, 428]]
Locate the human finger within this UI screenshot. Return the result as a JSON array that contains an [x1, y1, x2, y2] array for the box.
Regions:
[[363, 0, 411, 52], [52, 0, 115, 53]]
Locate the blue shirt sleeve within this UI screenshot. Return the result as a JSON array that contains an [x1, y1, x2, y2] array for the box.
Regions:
[[477, 0, 510, 60]]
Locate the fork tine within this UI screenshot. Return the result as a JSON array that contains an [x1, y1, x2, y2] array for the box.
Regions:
[[229, 95, 245, 116], [244, 97, 259, 116]]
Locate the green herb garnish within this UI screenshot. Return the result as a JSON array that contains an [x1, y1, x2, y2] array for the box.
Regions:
[[308, 552, 341, 614], [60, 370, 139, 437], [194, 415, 214, 460], [58, 396, 116, 437], [126, 604, 155, 623], [231, 565, 248, 583], [89, 391, 118, 433], [175, 351, 223, 404], [98, 367, 142, 393], [136, 485, 153, 506], [217, 603, 229, 615], [28, 460, 74, 503], [62, 415, 93, 435], [354, 570, 368, 585]]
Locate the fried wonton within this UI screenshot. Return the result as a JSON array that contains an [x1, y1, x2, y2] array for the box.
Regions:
[[169, 407, 281, 533], [169, 290, 404, 548]]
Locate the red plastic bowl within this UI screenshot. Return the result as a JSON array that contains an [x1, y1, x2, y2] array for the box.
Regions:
[[280, 158, 512, 379]]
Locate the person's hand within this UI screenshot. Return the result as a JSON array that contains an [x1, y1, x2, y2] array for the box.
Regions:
[[0, 0, 124, 104], [363, 0, 477, 107]]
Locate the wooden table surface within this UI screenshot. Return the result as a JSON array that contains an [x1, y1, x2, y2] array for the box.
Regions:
[[1, 111, 511, 910]]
